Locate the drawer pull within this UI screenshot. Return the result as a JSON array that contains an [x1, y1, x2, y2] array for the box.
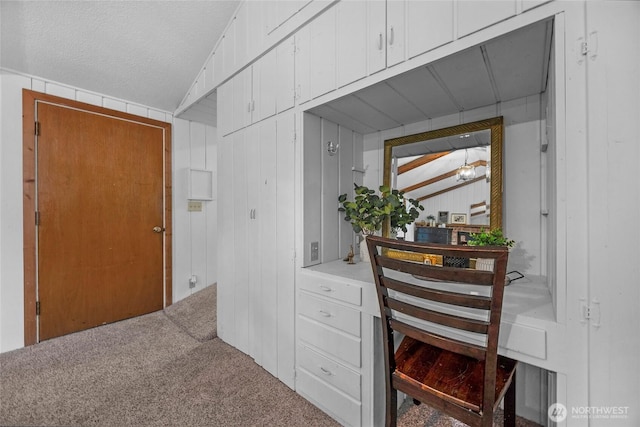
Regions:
[[319, 366, 333, 376], [318, 310, 332, 317], [319, 285, 333, 292]]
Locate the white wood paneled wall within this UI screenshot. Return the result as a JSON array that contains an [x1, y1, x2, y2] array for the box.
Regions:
[[172, 119, 218, 305], [0, 70, 215, 353]]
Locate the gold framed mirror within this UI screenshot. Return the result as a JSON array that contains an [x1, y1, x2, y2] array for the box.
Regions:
[[383, 116, 503, 238]]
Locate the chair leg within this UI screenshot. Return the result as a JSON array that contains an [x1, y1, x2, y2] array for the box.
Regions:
[[386, 388, 398, 427], [504, 373, 516, 427]]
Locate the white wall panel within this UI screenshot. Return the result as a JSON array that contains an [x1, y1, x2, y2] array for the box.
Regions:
[[0, 72, 30, 352], [75, 91, 103, 107], [172, 119, 192, 304], [321, 119, 339, 262]]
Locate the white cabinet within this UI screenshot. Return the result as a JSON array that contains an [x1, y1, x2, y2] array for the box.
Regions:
[[457, 0, 517, 37], [385, 0, 406, 67], [336, 1, 368, 88], [297, 0, 458, 104], [217, 114, 297, 388], [406, 1, 454, 59], [235, 52, 277, 131], [276, 36, 296, 113], [296, 270, 381, 427], [217, 80, 233, 137], [222, 42, 294, 136]]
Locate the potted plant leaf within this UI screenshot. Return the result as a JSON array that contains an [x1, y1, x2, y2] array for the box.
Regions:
[[467, 228, 514, 270], [339, 184, 423, 262]]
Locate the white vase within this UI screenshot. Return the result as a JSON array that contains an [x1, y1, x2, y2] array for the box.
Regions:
[[360, 236, 370, 263], [475, 258, 494, 271]]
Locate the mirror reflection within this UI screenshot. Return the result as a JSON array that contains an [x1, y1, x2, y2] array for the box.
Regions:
[[383, 117, 503, 239]]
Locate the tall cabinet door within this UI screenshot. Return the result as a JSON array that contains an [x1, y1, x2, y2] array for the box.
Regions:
[[232, 131, 250, 355], [275, 111, 296, 388], [246, 125, 262, 365], [216, 134, 235, 343], [258, 118, 279, 377]]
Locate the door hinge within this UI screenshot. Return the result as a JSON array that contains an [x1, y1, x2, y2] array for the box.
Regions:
[[36, 301, 41, 316], [35, 121, 41, 136], [580, 298, 601, 328], [35, 211, 40, 225]]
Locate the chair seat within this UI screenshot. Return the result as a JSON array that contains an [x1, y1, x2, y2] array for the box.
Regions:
[[394, 336, 517, 413]]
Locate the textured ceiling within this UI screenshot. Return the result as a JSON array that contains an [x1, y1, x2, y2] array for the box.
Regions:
[[0, 0, 239, 112]]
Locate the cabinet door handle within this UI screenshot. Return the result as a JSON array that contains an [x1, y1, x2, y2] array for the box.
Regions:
[[319, 285, 332, 292], [319, 366, 332, 376], [378, 32, 383, 50], [389, 26, 395, 46], [318, 310, 332, 317]]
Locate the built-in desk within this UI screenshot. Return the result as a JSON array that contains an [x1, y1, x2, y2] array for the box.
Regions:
[[303, 259, 564, 370], [297, 260, 566, 426]]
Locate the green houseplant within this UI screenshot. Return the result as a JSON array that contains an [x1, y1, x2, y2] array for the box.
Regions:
[[467, 228, 514, 247], [338, 184, 423, 262]]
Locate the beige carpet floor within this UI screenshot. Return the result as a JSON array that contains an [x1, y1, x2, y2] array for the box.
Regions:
[[1, 284, 541, 427]]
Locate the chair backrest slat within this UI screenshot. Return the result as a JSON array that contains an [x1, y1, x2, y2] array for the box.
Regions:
[[381, 277, 492, 309], [386, 298, 489, 334], [390, 318, 487, 361], [367, 235, 509, 359], [377, 256, 495, 286]]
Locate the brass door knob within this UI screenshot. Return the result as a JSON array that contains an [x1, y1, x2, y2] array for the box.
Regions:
[[153, 226, 164, 233]]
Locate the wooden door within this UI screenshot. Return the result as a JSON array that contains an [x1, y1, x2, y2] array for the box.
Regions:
[[35, 100, 166, 341]]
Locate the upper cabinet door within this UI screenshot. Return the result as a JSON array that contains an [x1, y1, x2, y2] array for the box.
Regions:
[[217, 81, 233, 137], [308, 6, 337, 99], [336, 0, 368, 88], [254, 49, 278, 123], [223, 16, 237, 78], [457, 0, 517, 37], [276, 36, 296, 113], [406, 0, 454, 59], [386, 0, 406, 67], [245, 1, 265, 61], [367, 0, 387, 75]]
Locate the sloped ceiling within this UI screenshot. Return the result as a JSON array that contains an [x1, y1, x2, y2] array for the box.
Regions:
[[0, 0, 239, 112], [308, 18, 553, 134]]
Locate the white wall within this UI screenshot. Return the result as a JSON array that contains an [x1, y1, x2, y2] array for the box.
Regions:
[[172, 119, 218, 304], [0, 70, 217, 353]]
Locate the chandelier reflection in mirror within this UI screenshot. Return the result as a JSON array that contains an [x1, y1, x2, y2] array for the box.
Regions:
[[456, 149, 476, 181]]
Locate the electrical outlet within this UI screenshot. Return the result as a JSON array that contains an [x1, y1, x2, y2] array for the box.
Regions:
[[188, 201, 202, 212], [310, 242, 319, 262]]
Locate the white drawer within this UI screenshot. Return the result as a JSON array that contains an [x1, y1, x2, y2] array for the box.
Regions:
[[299, 291, 361, 337], [298, 342, 361, 400], [299, 275, 362, 306], [297, 368, 361, 427], [298, 316, 361, 368]]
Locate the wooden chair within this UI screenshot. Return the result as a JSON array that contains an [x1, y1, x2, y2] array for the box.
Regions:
[[366, 235, 517, 427]]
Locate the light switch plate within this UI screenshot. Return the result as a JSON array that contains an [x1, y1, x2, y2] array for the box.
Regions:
[[188, 201, 203, 212]]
